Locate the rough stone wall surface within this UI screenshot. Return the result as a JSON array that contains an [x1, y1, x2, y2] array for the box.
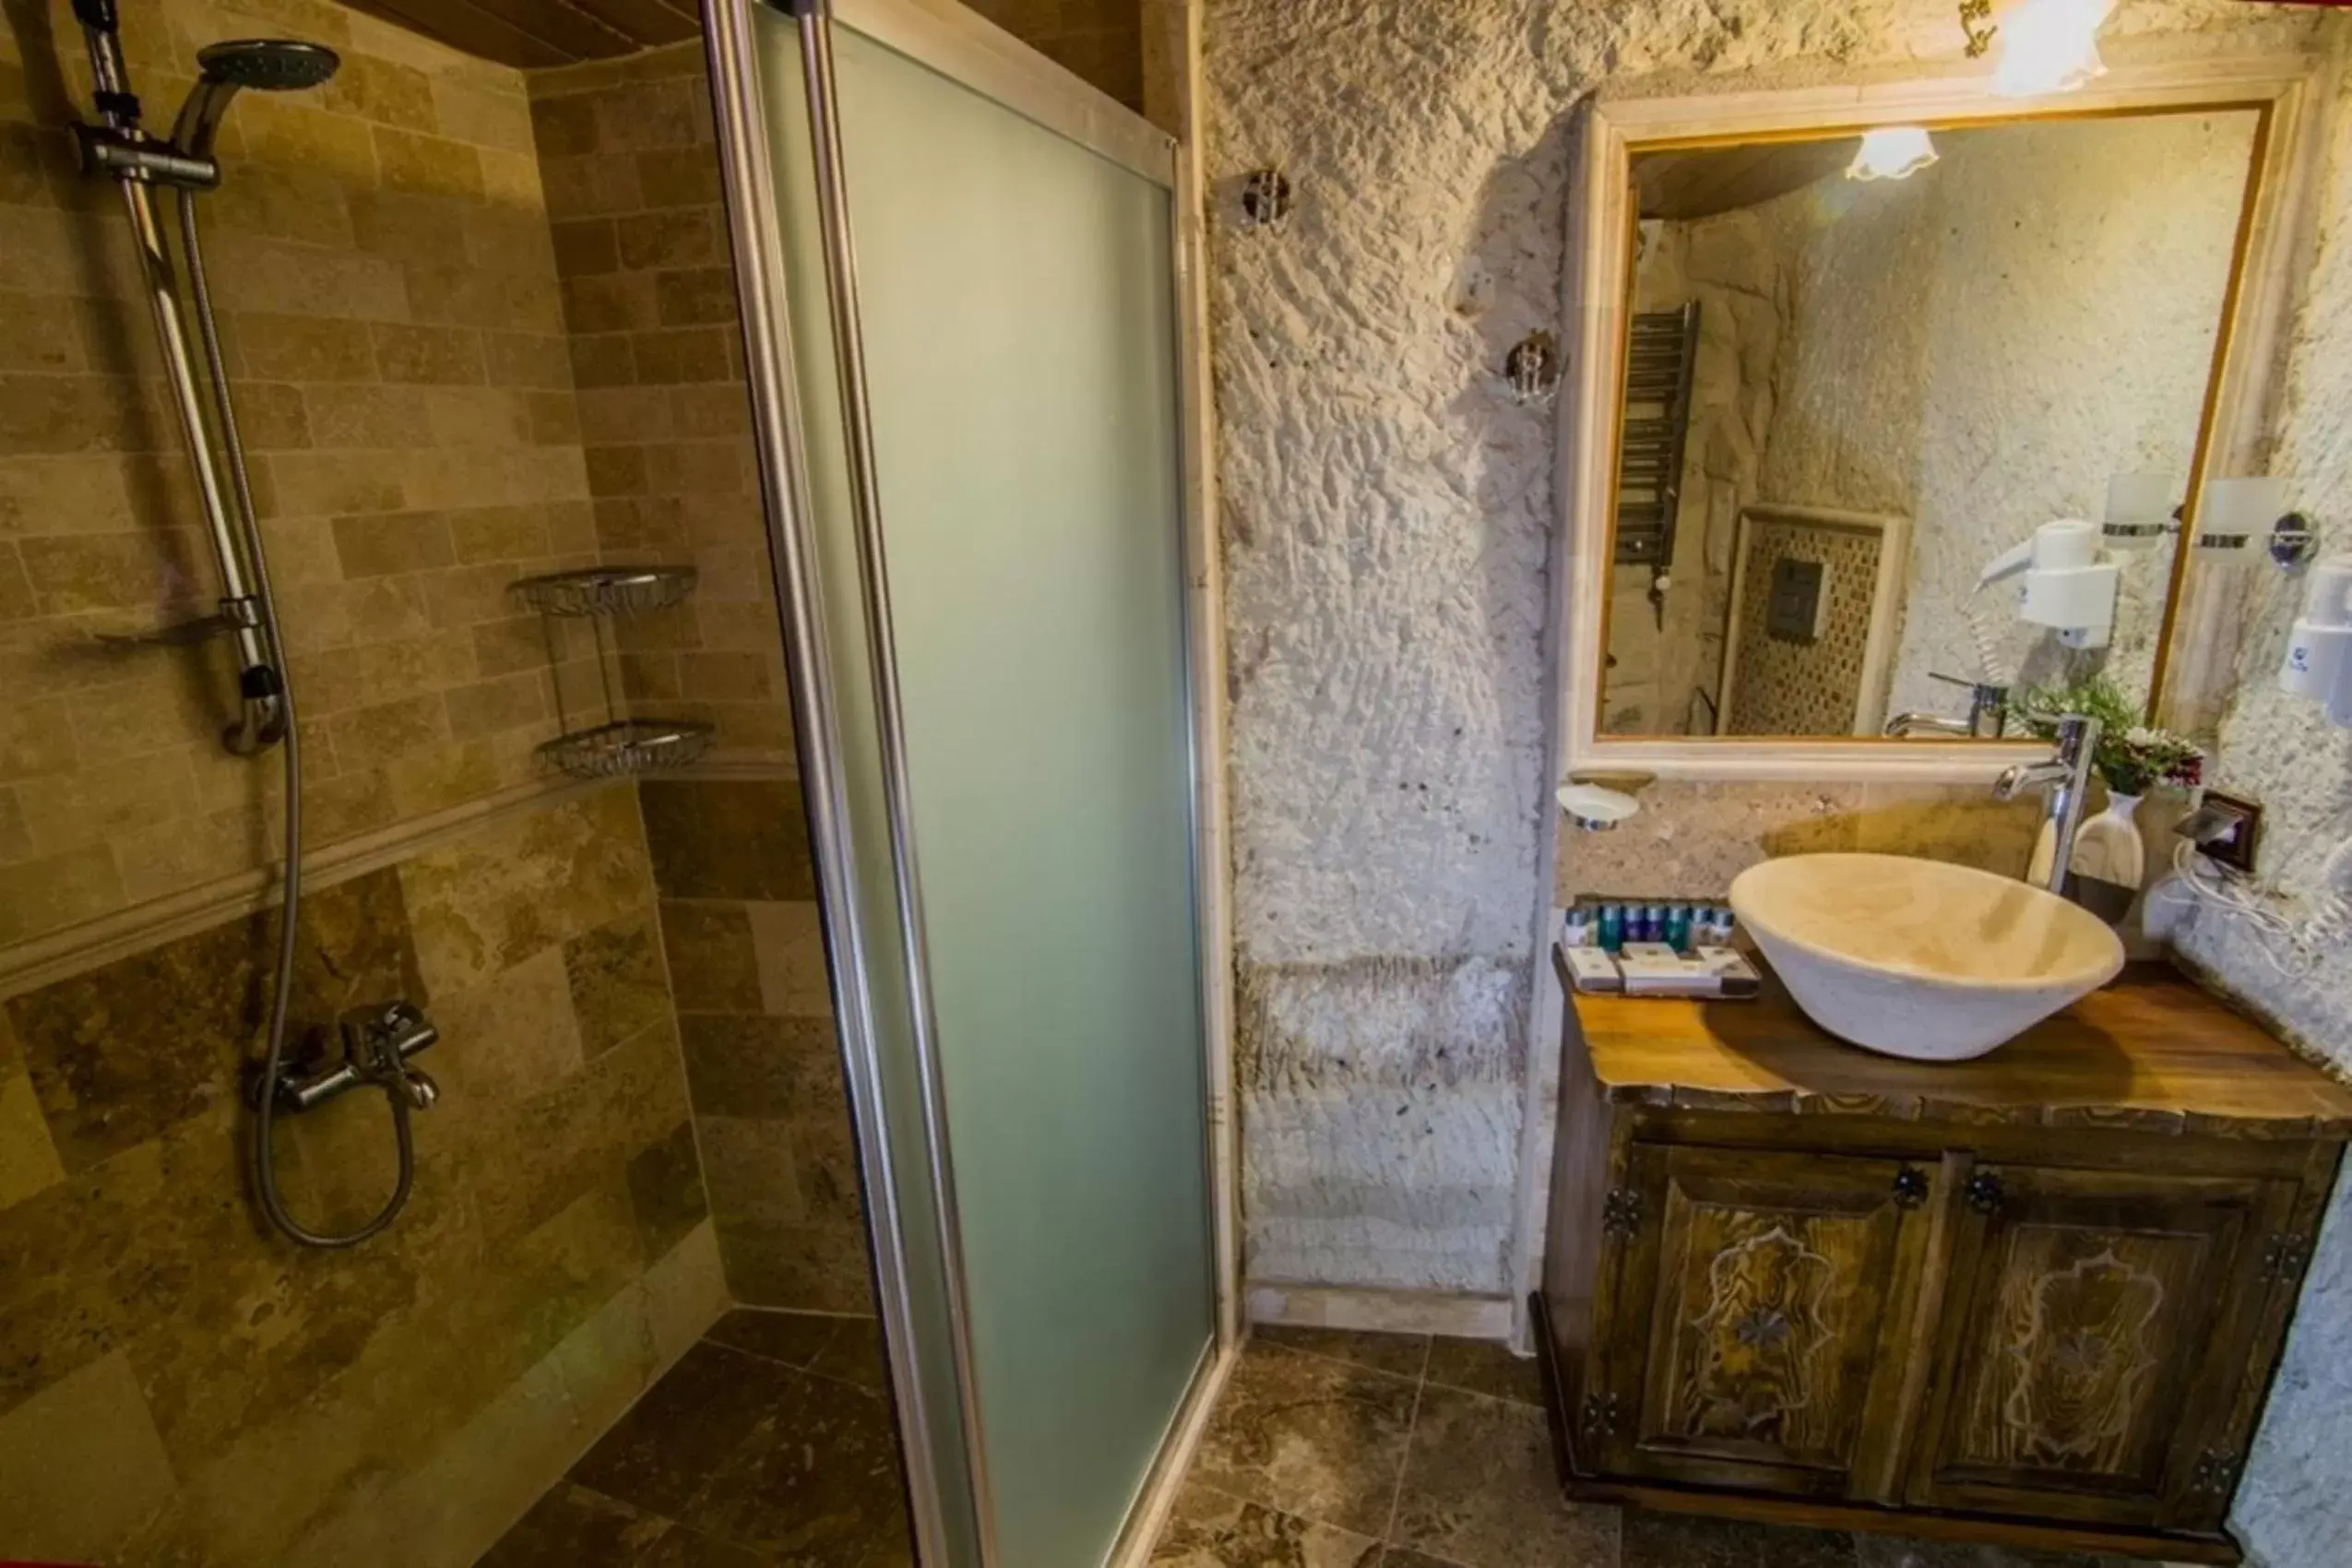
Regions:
[[2168, 26, 2352, 1567], [1752, 114, 2250, 719], [1206, 0, 2310, 1296], [1208, 2, 2346, 1554]]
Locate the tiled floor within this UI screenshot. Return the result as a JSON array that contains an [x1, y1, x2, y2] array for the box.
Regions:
[[478, 1309, 913, 1568], [1155, 1326, 2135, 1568]]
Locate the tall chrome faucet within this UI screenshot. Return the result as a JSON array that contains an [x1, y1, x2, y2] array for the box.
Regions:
[[1992, 714, 2101, 896]]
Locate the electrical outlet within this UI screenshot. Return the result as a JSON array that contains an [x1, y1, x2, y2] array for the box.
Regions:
[[2183, 789, 2263, 875]]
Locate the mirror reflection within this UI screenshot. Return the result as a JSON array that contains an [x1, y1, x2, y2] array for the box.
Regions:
[[1599, 110, 2261, 740]]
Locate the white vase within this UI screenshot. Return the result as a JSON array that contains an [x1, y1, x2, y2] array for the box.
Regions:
[[2069, 790, 2145, 923]]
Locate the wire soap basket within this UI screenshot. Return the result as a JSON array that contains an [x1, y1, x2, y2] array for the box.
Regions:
[[510, 565, 711, 779]]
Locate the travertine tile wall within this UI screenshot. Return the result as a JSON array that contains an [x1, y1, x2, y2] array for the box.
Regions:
[[0, 786, 725, 1566], [1, 4, 735, 1562], [1, 0, 607, 949], [641, 778, 874, 1314], [525, 42, 795, 766]]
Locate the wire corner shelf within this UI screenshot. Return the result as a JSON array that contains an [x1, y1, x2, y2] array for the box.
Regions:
[[511, 564, 698, 619]]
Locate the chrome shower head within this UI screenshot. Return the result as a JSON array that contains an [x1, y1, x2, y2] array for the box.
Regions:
[[172, 39, 339, 157]]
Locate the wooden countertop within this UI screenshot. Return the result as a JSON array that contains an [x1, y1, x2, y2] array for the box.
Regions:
[[1558, 949, 2352, 1138]]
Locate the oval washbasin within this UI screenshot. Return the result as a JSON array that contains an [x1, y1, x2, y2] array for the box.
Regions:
[[1728, 852, 2126, 1062]]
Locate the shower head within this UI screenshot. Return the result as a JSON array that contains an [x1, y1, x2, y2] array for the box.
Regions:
[[197, 39, 341, 91], [172, 39, 340, 158]]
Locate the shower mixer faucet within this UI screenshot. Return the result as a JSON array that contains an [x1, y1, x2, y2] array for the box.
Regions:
[[259, 1001, 441, 1115]]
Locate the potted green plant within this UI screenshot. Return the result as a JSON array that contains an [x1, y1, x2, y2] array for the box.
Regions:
[[2014, 673, 2204, 898]]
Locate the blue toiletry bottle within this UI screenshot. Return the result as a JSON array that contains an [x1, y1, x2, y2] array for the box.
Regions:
[[1665, 903, 1692, 952], [1598, 903, 1624, 952]]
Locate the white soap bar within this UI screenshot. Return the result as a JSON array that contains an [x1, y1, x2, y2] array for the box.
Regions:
[[1618, 953, 1721, 996], [1562, 947, 1622, 993]]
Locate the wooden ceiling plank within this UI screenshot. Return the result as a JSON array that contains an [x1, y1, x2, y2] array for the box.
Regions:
[[342, 0, 578, 68], [457, 0, 642, 60], [565, 0, 701, 49]]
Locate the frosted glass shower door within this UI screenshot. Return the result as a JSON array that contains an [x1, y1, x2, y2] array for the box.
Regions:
[[837, 25, 1214, 1567], [749, 6, 1215, 1564]]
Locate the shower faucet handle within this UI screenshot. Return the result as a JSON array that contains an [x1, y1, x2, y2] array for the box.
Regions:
[[339, 1000, 439, 1063]]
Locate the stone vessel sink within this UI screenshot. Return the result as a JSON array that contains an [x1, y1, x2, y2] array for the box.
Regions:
[[1728, 852, 2126, 1062]]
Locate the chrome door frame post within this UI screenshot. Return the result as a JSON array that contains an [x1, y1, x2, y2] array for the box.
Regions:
[[700, 2, 974, 1562], [778, 4, 1003, 1562]]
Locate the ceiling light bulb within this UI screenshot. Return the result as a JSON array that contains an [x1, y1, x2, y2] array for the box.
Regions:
[[1990, 0, 2116, 98], [1847, 126, 1939, 182]]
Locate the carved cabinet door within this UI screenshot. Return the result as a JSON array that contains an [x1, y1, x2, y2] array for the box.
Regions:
[[1589, 1143, 1934, 1498], [1904, 1162, 2295, 1530]]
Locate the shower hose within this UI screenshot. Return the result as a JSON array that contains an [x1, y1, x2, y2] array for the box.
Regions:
[[178, 191, 415, 1249]]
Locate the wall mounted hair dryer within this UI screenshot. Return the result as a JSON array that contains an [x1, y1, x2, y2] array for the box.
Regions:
[[1978, 517, 2119, 650]]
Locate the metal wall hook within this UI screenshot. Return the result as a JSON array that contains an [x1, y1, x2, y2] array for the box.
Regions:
[[2271, 512, 2318, 569], [1240, 168, 1290, 228], [1505, 329, 1561, 405]]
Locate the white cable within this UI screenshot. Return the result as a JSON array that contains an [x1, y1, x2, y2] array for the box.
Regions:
[[2159, 828, 2352, 981]]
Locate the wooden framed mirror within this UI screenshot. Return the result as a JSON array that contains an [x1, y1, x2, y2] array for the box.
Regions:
[[1552, 54, 2324, 782]]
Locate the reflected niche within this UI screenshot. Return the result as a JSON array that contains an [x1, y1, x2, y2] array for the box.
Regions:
[[1599, 109, 2261, 740]]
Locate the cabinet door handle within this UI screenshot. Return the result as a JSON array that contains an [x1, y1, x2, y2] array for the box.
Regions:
[[1892, 1167, 1930, 1208], [1965, 1171, 2004, 1214]]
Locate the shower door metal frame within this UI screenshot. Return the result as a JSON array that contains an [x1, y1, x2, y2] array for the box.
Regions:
[[703, 1, 1237, 1562]]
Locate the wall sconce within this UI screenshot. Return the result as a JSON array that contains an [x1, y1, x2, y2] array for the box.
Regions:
[[1990, 0, 2116, 98], [1240, 169, 1291, 229], [1847, 126, 1939, 182], [1505, 329, 1561, 404]]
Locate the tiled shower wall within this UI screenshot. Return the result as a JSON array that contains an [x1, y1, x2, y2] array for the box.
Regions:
[[527, 42, 793, 766], [1, 0, 602, 946], [0, 785, 726, 1565], [520, 45, 869, 1315], [0, 2, 737, 1562], [1, 0, 1161, 1558]]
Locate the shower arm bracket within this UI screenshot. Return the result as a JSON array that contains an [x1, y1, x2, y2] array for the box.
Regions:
[[73, 123, 220, 189]]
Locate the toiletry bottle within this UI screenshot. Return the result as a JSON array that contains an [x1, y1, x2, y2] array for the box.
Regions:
[[1598, 903, 1624, 952], [1664, 903, 1692, 952], [1562, 908, 1591, 949]]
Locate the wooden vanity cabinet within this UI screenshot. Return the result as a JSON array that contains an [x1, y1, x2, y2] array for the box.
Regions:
[[1537, 956, 2352, 1565]]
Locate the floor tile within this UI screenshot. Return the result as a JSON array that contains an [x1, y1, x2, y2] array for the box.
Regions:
[[1621, 1509, 1855, 1567], [1149, 1481, 1384, 1567], [1190, 1343, 1420, 1538], [704, 1307, 841, 1370], [570, 1342, 800, 1519], [1389, 1386, 1619, 1568], [1848, 1533, 2130, 1568], [1250, 1324, 1431, 1381], [477, 1482, 672, 1567], [634, 1524, 778, 1566], [1421, 1337, 1542, 1407], [682, 1368, 911, 1567], [810, 1316, 888, 1393]]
